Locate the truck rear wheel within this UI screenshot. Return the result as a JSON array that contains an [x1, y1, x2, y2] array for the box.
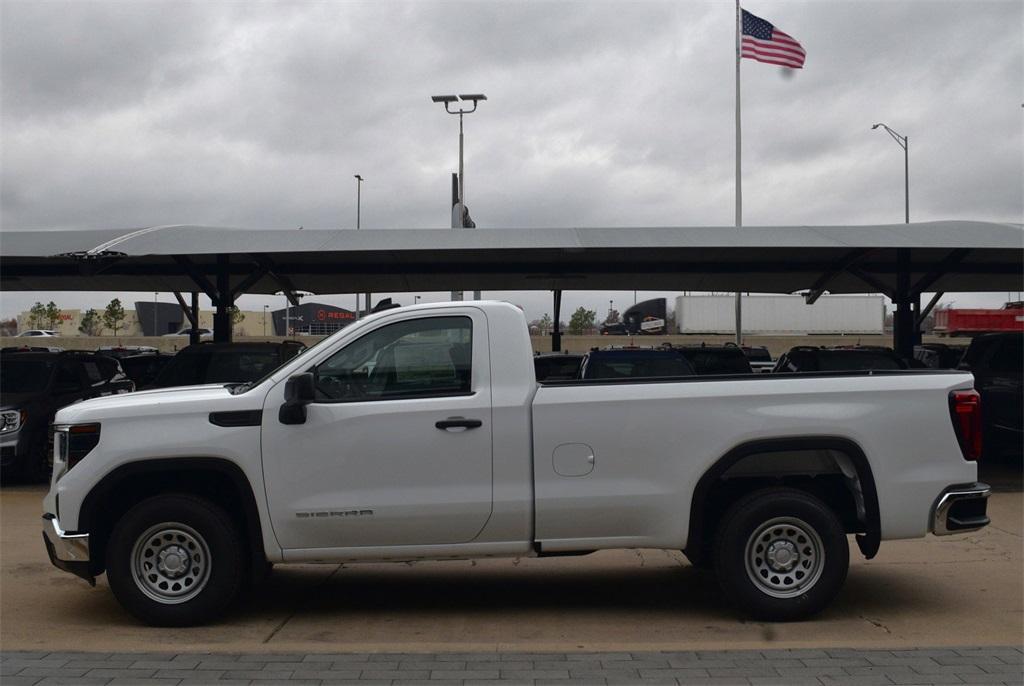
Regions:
[[714, 487, 848, 621], [106, 494, 244, 626]]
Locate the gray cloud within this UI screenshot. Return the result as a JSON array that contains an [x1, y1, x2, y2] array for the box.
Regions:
[[1, 0, 1021, 317]]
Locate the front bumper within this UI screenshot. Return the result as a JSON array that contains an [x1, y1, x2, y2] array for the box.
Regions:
[[0, 430, 21, 467], [931, 482, 991, 536], [42, 514, 94, 585]]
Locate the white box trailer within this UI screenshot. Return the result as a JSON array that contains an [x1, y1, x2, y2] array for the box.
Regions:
[[675, 294, 885, 335]]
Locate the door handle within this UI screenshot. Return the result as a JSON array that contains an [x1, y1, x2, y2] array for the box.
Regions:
[[435, 417, 483, 430]]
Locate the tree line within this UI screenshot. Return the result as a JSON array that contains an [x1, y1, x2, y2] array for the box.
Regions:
[[16, 299, 246, 336]]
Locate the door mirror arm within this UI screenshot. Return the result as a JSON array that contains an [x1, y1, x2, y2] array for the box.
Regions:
[[279, 372, 316, 425]]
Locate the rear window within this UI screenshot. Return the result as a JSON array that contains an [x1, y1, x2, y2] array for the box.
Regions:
[[154, 349, 282, 387], [205, 351, 282, 383], [989, 337, 1022, 373], [81, 360, 104, 384]]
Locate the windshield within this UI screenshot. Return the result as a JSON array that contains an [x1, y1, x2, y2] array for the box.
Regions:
[[1, 359, 55, 393]]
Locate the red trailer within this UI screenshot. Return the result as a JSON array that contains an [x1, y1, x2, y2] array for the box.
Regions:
[[934, 302, 1024, 336]]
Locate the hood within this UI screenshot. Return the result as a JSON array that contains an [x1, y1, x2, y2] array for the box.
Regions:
[[54, 383, 247, 425]]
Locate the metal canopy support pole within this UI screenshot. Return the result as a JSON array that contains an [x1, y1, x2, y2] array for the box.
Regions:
[[893, 249, 914, 359], [917, 291, 945, 328], [213, 254, 232, 343], [190, 292, 200, 346], [911, 293, 923, 346], [552, 290, 563, 353]]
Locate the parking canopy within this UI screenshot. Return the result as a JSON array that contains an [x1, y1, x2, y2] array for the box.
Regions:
[[1, 220, 1021, 296]]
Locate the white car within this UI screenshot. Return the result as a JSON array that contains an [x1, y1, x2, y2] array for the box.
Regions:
[[17, 330, 59, 337], [162, 328, 213, 338], [42, 301, 990, 626]]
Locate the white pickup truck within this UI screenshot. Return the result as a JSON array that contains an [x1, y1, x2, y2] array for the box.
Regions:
[[43, 301, 991, 626]]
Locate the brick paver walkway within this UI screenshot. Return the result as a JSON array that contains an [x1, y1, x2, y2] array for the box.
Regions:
[[1, 647, 1021, 685]]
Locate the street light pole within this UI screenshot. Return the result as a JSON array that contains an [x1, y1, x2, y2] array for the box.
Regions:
[[872, 123, 916, 354], [432, 94, 486, 302], [355, 174, 370, 317], [871, 123, 909, 223]]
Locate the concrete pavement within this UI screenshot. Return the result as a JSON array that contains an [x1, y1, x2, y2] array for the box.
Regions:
[[2, 484, 1020, 654]]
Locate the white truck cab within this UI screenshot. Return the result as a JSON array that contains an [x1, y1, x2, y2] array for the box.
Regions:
[[43, 301, 990, 626]]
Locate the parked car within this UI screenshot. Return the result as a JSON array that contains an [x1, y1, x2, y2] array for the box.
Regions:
[[163, 328, 213, 339], [96, 345, 160, 358], [579, 348, 695, 379], [43, 302, 989, 626], [534, 353, 584, 381], [147, 341, 306, 389], [914, 343, 967, 369], [118, 353, 174, 389], [2, 345, 64, 353], [17, 330, 59, 337], [674, 345, 754, 375], [958, 332, 1022, 460], [772, 347, 911, 373], [1, 351, 133, 480]]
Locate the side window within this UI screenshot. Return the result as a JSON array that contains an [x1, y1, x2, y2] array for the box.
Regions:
[[314, 316, 472, 402], [53, 361, 82, 391]]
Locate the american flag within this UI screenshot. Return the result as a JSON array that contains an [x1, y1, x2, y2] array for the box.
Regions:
[[741, 9, 806, 69]]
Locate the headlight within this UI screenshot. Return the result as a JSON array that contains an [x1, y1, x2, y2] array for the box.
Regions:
[[1, 410, 23, 434], [52, 423, 100, 472]]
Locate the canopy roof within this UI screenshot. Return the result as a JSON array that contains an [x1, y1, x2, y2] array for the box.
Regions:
[[1, 221, 1021, 297]]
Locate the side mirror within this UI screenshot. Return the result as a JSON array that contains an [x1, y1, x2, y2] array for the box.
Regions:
[[279, 372, 315, 425]]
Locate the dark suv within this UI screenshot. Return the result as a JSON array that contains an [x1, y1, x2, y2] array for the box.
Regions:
[[1, 351, 133, 480], [579, 348, 695, 380], [147, 341, 306, 389], [959, 332, 1022, 460], [772, 347, 911, 373]]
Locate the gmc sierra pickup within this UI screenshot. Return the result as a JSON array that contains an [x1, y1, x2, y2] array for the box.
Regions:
[[42, 301, 991, 626]]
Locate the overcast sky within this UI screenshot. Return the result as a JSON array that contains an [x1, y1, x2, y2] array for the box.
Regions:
[[1, 0, 1021, 321]]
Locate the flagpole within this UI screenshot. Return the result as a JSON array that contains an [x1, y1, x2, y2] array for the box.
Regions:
[[734, 0, 743, 346]]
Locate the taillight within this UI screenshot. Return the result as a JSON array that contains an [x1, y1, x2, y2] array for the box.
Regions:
[[948, 390, 982, 461]]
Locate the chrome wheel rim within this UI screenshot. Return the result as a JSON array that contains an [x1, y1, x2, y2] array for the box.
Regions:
[[744, 516, 824, 599], [131, 522, 211, 604]]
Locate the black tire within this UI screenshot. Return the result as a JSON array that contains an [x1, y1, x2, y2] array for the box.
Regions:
[[714, 487, 848, 621], [106, 494, 244, 626]]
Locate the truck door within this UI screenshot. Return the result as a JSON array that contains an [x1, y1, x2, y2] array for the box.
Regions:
[[261, 311, 493, 550]]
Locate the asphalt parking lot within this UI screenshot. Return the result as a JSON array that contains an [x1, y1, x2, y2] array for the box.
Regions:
[[2, 471, 1021, 656]]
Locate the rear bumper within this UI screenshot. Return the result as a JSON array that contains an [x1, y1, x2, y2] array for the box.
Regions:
[[931, 482, 991, 535], [42, 514, 94, 585]]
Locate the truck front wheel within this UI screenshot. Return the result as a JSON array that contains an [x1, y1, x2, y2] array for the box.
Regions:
[[106, 494, 244, 626], [714, 487, 848, 621]]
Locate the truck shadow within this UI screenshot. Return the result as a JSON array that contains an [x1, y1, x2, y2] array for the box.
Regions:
[[234, 559, 932, 624]]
